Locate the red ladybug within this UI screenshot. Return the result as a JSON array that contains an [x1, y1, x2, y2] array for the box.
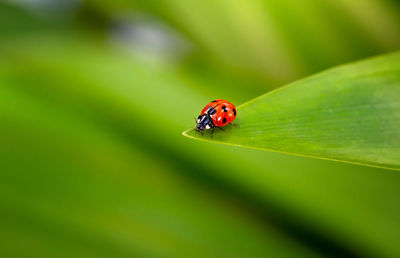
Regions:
[[196, 99, 237, 135]]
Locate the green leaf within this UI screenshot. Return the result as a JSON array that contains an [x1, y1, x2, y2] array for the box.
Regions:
[[183, 52, 400, 171]]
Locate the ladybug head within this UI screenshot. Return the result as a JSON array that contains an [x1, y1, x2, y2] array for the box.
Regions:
[[196, 114, 213, 134], [196, 124, 205, 133]]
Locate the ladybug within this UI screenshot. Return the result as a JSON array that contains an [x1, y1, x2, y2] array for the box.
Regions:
[[196, 99, 237, 135]]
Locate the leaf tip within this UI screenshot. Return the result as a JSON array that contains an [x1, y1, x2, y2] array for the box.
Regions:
[[181, 128, 194, 138]]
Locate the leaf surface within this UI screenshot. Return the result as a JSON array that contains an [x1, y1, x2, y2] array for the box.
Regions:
[[184, 52, 400, 170]]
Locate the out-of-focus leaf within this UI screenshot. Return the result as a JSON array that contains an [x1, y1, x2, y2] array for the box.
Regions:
[[86, 0, 400, 85], [0, 84, 318, 258], [184, 52, 400, 170]]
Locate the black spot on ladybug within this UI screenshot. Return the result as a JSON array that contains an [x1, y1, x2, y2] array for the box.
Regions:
[[210, 108, 217, 115], [223, 118, 227, 123], [222, 105, 228, 112], [233, 108, 236, 116], [211, 100, 217, 102]]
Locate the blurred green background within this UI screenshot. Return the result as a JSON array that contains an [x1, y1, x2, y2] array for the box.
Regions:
[[1, 0, 400, 257]]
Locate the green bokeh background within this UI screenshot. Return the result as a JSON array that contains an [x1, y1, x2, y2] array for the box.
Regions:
[[1, 1, 400, 257]]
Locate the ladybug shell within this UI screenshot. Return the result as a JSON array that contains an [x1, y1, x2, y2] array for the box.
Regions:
[[201, 99, 237, 127]]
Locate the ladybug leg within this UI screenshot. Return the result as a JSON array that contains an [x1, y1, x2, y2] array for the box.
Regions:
[[231, 123, 240, 128], [217, 127, 226, 133]]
